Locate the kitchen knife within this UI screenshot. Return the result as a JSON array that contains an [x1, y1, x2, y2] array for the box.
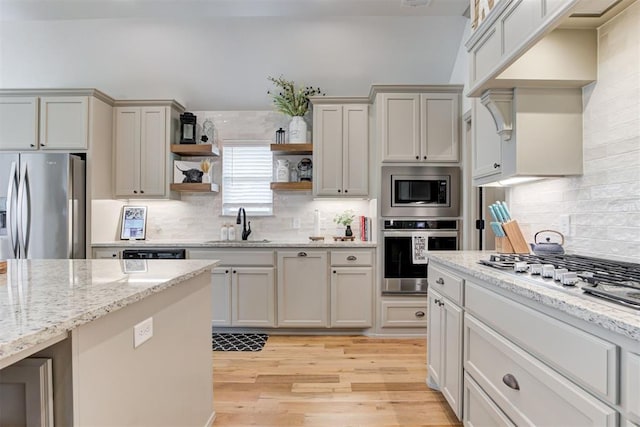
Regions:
[[500, 201, 512, 221], [492, 204, 505, 223], [488, 205, 499, 222], [495, 203, 509, 222], [490, 222, 505, 237]]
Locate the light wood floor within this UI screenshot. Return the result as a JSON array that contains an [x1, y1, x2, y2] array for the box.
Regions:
[[212, 335, 461, 427]]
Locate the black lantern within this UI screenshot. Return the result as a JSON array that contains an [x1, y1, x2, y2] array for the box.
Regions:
[[180, 112, 197, 144], [276, 127, 285, 144]]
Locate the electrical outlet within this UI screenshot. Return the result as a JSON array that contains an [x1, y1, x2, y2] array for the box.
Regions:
[[559, 215, 571, 237], [134, 317, 153, 348], [292, 217, 301, 229]]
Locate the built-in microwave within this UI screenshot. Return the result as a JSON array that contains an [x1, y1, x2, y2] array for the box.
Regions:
[[381, 166, 460, 217]]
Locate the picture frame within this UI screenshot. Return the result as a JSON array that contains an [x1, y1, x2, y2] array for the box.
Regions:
[[120, 206, 147, 240], [121, 259, 148, 274]]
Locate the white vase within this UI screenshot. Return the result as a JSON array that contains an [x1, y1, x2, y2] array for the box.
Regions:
[[288, 116, 307, 143]]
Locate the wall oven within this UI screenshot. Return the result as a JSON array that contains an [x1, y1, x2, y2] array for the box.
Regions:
[[382, 219, 458, 295], [381, 166, 460, 218]]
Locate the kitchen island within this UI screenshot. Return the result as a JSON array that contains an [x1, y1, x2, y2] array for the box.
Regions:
[[426, 251, 640, 426], [0, 258, 217, 426]]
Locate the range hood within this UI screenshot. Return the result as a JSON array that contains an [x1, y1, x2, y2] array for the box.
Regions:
[[478, 87, 584, 187]]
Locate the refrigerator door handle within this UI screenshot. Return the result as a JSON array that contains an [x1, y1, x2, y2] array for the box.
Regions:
[[17, 164, 32, 258], [6, 161, 19, 258]]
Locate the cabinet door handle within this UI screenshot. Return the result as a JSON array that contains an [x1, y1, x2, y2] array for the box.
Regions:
[[423, 156, 427, 160], [415, 155, 419, 160], [344, 189, 348, 193], [225, 270, 229, 274], [297, 252, 307, 257], [140, 190, 145, 194], [434, 298, 440, 305], [415, 311, 425, 318], [232, 270, 237, 274], [30, 144, 35, 148], [439, 301, 445, 307], [347, 255, 357, 261], [436, 278, 445, 285], [494, 163, 501, 169], [337, 189, 341, 193], [111, 253, 117, 258], [502, 374, 520, 390], [333, 270, 337, 274], [133, 190, 138, 194]]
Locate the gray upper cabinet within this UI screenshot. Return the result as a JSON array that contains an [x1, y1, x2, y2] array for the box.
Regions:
[[312, 98, 369, 197], [0, 97, 39, 150], [376, 88, 461, 163]]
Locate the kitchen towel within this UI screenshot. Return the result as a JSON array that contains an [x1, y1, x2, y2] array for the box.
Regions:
[[411, 232, 429, 264]]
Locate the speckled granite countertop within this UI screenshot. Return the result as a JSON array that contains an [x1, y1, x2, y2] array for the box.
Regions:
[[91, 240, 377, 249], [428, 251, 640, 342], [0, 259, 217, 365]]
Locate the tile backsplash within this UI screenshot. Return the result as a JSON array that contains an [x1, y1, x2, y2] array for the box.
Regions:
[[93, 110, 375, 243], [508, 2, 640, 263]]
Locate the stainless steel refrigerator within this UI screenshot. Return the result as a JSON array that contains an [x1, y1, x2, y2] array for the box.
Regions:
[[0, 153, 85, 259]]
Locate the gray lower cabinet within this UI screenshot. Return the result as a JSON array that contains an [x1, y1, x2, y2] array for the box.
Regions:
[[277, 250, 328, 327], [427, 287, 463, 419], [428, 260, 627, 426], [330, 266, 372, 327]]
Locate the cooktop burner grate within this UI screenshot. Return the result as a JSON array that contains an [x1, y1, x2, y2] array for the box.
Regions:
[[479, 254, 640, 308]]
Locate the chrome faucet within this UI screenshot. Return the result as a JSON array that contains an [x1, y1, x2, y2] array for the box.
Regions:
[[236, 207, 251, 240]]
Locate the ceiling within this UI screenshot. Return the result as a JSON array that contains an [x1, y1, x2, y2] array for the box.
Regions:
[[0, 0, 470, 21]]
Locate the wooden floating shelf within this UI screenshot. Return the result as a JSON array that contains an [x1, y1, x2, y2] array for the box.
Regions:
[[170, 183, 220, 193], [171, 144, 220, 156], [270, 143, 313, 155], [270, 182, 312, 191]]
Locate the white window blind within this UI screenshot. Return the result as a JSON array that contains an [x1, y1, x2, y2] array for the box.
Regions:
[[222, 140, 273, 216]]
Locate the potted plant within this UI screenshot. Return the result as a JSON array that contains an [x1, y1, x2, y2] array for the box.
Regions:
[[333, 210, 355, 237], [267, 75, 324, 143]]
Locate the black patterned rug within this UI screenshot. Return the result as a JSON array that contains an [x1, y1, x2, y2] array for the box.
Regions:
[[212, 333, 269, 352]]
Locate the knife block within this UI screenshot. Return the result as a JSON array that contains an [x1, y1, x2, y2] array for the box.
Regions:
[[501, 220, 531, 254], [495, 236, 514, 254]]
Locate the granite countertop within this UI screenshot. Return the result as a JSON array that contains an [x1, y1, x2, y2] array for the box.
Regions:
[[427, 251, 640, 342], [91, 239, 378, 249], [0, 259, 217, 366]]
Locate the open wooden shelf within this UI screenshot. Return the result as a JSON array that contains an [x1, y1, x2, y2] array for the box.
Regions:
[[171, 144, 220, 156], [270, 143, 312, 155], [270, 181, 312, 191], [170, 183, 220, 193]]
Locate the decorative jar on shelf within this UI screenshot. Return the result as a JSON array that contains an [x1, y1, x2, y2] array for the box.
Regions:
[[288, 116, 307, 143], [276, 159, 290, 182]]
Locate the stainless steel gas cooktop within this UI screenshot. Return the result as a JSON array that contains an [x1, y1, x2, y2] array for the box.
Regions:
[[479, 254, 640, 309]]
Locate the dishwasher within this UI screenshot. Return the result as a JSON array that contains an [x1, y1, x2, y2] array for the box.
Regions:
[[121, 249, 187, 259]]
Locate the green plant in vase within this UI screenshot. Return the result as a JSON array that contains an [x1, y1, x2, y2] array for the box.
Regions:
[[267, 75, 324, 143], [334, 210, 355, 237]]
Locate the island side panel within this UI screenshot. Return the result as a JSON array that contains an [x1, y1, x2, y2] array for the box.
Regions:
[[72, 272, 213, 426]]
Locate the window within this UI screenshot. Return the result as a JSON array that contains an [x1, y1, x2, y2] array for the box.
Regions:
[[222, 140, 273, 216]]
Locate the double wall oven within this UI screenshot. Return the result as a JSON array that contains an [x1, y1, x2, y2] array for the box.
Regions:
[[381, 166, 460, 295]]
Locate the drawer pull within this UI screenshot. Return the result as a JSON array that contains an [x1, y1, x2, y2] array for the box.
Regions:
[[297, 252, 307, 257], [436, 278, 445, 285], [502, 374, 520, 390], [347, 255, 357, 261], [415, 311, 425, 318]]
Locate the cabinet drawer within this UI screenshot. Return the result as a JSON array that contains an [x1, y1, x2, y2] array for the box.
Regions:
[[464, 372, 515, 427], [428, 264, 463, 305], [189, 250, 274, 266], [380, 300, 427, 328], [93, 249, 120, 259], [465, 281, 617, 402], [464, 314, 617, 426], [330, 250, 372, 266]]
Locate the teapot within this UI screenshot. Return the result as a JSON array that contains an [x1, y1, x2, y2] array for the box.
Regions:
[[530, 230, 565, 255]]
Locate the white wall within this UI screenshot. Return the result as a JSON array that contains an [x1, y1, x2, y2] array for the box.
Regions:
[[508, 2, 640, 263], [0, 16, 467, 109], [92, 110, 372, 243], [448, 20, 472, 113]]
